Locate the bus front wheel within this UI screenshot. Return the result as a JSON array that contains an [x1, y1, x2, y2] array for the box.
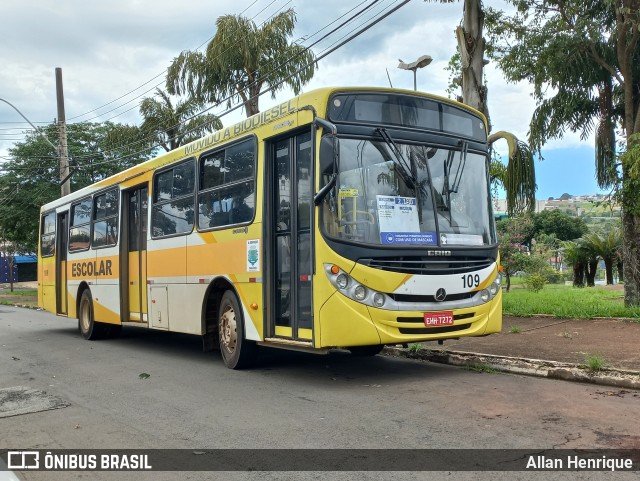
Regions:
[[218, 290, 257, 369]]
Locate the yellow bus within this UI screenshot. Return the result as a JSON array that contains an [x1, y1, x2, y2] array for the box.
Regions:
[[38, 86, 502, 369]]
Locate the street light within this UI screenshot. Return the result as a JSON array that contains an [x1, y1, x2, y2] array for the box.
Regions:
[[0, 97, 69, 196], [0, 97, 57, 151], [397, 55, 432, 91]]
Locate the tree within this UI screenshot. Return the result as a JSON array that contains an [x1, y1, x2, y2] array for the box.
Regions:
[[430, 0, 537, 214], [484, 0, 640, 306], [533, 210, 588, 241], [496, 215, 535, 291], [562, 240, 588, 287], [0, 122, 152, 252], [140, 88, 222, 152], [581, 228, 622, 284], [166, 9, 316, 117]]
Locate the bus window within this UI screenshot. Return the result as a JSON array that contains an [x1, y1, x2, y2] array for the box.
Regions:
[[92, 188, 119, 248], [69, 198, 92, 251], [198, 139, 256, 230], [151, 159, 195, 237], [40, 211, 56, 257]]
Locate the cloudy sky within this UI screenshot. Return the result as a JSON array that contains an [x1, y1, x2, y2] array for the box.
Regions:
[[1, 0, 600, 199]]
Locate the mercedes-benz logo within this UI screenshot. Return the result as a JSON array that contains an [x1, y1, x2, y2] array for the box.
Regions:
[[434, 288, 447, 302]]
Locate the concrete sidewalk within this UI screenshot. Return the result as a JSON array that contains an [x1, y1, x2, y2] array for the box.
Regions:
[[387, 315, 640, 389]]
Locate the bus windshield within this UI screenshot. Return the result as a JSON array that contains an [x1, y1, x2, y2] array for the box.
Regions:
[[320, 137, 496, 247]]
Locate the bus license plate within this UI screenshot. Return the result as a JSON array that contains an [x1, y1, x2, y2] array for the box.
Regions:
[[424, 312, 454, 327]]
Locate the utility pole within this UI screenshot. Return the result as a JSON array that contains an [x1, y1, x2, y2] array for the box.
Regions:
[[56, 68, 70, 197]]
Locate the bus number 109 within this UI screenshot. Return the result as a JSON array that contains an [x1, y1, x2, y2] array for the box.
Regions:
[[461, 274, 480, 289]]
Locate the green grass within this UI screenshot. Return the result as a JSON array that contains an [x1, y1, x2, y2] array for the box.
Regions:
[[503, 285, 640, 319], [584, 354, 606, 371], [509, 326, 522, 334], [463, 362, 498, 374], [0, 288, 38, 308]]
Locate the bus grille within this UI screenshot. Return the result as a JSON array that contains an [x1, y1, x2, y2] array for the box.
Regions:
[[358, 256, 493, 275], [398, 323, 471, 335], [390, 292, 476, 303]]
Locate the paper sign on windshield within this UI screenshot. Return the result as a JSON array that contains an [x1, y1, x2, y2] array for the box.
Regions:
[[377, 195, 437, 245]]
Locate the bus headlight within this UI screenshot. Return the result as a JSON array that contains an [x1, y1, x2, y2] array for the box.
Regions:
[[336, 273, 349, 290], [373, 292, 386, 307], [480, 272, 502, 303], [354, 285, 367, 301], [325, 264, 389, 309]]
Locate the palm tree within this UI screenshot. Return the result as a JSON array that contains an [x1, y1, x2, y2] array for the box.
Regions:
[[488, 131, 536, 215], [166, 9, 316, 118], [428, 0, 537, 214], [139, 89, 222, 152], [484, 0, 640, 306], [582, 229, 622, 285], [562, 240, 588, 288]]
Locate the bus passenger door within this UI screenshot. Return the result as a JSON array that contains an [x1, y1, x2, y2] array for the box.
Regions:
[[123, 186, 148, 322], [55, 212, 68, 315], [267, 131, 313, 341]]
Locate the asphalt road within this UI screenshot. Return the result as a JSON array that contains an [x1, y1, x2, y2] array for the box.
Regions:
[[1, 306, 639, 481]]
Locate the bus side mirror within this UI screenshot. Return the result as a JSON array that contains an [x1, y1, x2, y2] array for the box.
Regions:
[[313, 117, 339, 206]]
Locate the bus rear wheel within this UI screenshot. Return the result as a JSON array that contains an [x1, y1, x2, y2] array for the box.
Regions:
[[218, 290, 257, 369], [78, 289, 118, 340]]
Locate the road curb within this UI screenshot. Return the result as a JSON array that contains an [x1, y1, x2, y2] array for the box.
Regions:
[[383, 347, 640, 390]]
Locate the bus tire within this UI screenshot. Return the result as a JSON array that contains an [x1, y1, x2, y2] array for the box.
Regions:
[[218, 290, 257, 369], [78, 289, 106, 340], [349, 345, 384, 356]]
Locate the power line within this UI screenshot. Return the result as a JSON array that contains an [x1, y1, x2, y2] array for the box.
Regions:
[[67, 0, 383, 165], [68, 0, 410, 169], [66, 0, 272, 124], [3, 0, 409, 179], [77, 0, 293, 125]]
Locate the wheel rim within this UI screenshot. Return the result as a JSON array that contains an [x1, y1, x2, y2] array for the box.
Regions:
[[80, 298, 90, 333], [220, 303, 237, 354]]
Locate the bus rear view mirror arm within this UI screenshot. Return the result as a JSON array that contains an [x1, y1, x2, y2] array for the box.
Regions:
[[312, 116, 339, 206], [314, 173, 337, 206]]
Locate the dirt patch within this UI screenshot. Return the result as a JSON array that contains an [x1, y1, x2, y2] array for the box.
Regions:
[[424, 316, 640, 371], [0, 285, 38, 308]]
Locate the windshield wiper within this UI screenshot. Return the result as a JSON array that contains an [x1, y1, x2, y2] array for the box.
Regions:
[[375, 127, 417, 190], [450, 140, 468, 194]]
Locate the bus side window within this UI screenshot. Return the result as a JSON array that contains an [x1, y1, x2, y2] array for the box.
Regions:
[[151, 159, 195, 238], [197, 138, 256, 230], [92, 188, 119, 248], [40, 212, 56, 257], [69, 198, 92, 251]]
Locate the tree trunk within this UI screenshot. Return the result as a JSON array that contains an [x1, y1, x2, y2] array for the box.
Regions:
[[617, 260, 624, 283], [505, 272, 511, 292], [456, 0, 489, 124], [604, 257, 614, 285], [573, 263, 584, 288], [586, 259, 598, 287], [246, 83, 261, 117], [622, 210, 640, 305], [8, 256, 14, 292]]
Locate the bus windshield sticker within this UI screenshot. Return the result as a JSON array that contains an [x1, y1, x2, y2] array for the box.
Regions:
[[377, 195, 436, 245], [247, 239, 260, 272], [441, 233, 483, 246]]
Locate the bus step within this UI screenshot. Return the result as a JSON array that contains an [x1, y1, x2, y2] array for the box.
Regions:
[[259, 338, 328, 355]]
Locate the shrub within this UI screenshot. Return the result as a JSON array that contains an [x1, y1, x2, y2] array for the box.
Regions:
[[525, 274, 547, 292]]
